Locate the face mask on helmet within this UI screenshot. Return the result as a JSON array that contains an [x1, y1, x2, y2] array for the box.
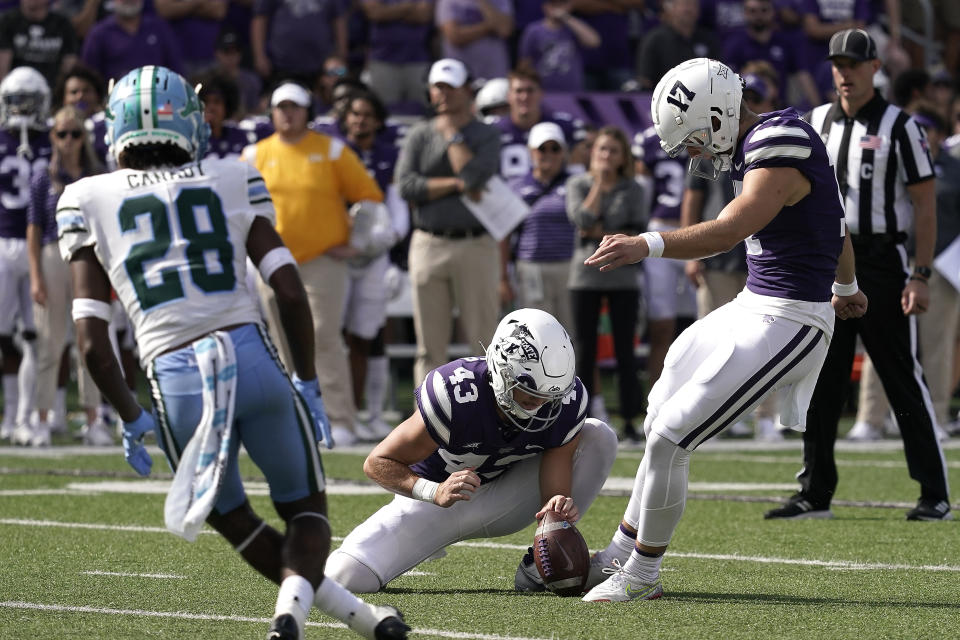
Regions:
[[485, 309, 575, 433], [652, 58, 742, 180], [0, 67, 50, 131]]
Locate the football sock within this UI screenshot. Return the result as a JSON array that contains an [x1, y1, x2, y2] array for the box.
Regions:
[[2, 374, 18, 426], [274, 574, 314, 633], [364, 356, 388, 420], [313, 576, 376, 630], [623, 547, 664, 583], [16, 342, 37, 425], [52, 387, 67, 427], [601, 522, 637, 561]]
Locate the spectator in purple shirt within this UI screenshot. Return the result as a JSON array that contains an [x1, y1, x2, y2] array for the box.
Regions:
[[361, 0, 434, 110], [0, 0, 79, 85], [196, 72, 255, 161], [154, 0, 229, 76], [518, 0, 600, 92], [81, 0, 183, 81], [800, 0, 870, 99], [436, 0, 514, 81], [723, 0, 819, 110], [208, 28, 262, 118], [507, 121, 576, 332], [572, 0, 644, 91], [251, 0, 348, 86]]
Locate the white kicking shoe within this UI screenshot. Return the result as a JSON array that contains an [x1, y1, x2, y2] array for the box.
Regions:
[[330, 425, 358, 447], [754, 418, 784, 442], [11, 422, 34, 446], [581, 560, 663, 602], [0, 420, 14, 440], [83, 419, 114, 446], [30, 422, 51, 447], [365, 416, 394, 439], [845, 421, 882, 441], [583, 549, 627, 592]]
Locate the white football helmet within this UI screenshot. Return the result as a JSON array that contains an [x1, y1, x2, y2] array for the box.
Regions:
[[485, 308, 575, 433], [0, 66, 50, 130], [651, 58, 742, 179]]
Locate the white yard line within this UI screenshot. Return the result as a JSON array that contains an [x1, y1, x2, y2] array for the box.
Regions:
[[0, 601, 555, 640], [4, 517, 956, 574], [80, 570, 186, 579]]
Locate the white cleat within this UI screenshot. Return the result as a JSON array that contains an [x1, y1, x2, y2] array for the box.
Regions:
[[365, 416, 394, 440], [581, 560, 663, 603], [11, 423, 34, 446], [30, 423, 51, 447], [584, 549, 626, 592], [754, 418, 784, 442], [845, 421, 883, 441], [0, 420, 14, 441], [83, 419, 114, 446]]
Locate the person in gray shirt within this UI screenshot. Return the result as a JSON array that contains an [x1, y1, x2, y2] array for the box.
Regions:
[[567, 125, 648, 441], [395, 58, 502, 385]]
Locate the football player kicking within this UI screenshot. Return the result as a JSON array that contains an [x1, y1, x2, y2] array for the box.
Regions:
[[325, 308, 619, 593], [580, 58, 868, 603], [57, 65, 409, 640]]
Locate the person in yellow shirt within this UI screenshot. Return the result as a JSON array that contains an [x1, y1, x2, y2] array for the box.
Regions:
[[244, 82, 383, 445]]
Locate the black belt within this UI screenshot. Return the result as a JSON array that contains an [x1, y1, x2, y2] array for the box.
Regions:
[[417, 227, 486, 239]]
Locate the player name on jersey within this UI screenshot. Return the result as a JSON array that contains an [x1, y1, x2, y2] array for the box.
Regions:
[[123, 164, 205, 189]]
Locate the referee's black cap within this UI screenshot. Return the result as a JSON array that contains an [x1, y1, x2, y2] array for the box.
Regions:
[[828, 29, 878, 62]]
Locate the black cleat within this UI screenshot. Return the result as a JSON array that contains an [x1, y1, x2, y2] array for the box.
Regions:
[[764, 493, 833, 519], [266, 613, 299, 640], [906, 498, 953, 521], [514, 546, 545, 592], [373, 605, 411, 639]]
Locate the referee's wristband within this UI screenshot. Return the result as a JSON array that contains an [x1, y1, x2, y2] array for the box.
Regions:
[[411, 477, 439, 503], [831, 278, 859, 297]]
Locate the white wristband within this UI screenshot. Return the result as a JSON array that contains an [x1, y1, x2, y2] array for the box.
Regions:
[[640, 232, 664, 258], [411, 477, 439, 503], [258, 246, 296, 282], [72, 298, 113, 322], [831, 278, 859, 297]]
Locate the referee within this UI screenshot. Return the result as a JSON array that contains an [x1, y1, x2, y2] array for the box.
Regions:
[[766, 29, 951, 521]]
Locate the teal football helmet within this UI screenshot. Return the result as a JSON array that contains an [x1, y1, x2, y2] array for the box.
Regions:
[[106, 65, 208, 163]]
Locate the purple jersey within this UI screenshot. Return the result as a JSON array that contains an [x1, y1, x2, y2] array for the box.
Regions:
[[238, 114, 275, 142], [731, 109, 844, 302], [634, 126, 686, 222], [205, 123, 256, 161], [723, 28, 804, 103], [412, 357, 587, 484], [509, 169, 575, 262], [0, 129, 51, 239], [345, 137, 398, 193], [490, 111, 585, 180], [518, 21, 585, 92]]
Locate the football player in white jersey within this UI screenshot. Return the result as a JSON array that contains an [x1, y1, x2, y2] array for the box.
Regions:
[[57, 65, 409, 640]]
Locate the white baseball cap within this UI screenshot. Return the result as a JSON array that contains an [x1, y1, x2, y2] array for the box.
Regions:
[[527, 122, 567, 150], [271, 82, 311, 108], [428, 58, 469, 88]]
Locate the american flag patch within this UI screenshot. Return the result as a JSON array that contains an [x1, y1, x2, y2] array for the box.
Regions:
[[157, 101, 174, 120], [859, 135, 883, 149]]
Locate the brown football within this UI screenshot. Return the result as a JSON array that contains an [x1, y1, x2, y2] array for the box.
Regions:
[[533, 510, 590, 596]]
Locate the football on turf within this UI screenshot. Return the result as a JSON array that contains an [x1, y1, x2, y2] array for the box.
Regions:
[[533, 510, 590, 596]]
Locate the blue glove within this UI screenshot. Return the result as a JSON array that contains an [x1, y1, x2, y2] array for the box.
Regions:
[[292, 374, 334, 449], [122, 408, 155, 476]]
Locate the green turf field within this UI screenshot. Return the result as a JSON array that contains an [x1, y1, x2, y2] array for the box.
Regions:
[[0, 436, 957, 640]]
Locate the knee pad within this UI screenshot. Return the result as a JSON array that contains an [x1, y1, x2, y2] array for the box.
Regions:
[[325, 550, 382, 593]]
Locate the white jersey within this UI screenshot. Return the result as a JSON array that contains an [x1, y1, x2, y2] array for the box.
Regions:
[[57, 158, 274, 365]]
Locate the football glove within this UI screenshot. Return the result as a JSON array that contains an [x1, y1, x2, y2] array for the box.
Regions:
[[292, 374, 334, 449], [122, 408, 155, 476]]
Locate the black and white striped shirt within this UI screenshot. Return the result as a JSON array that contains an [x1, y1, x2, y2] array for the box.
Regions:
[[807, 94, 934, 236]]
